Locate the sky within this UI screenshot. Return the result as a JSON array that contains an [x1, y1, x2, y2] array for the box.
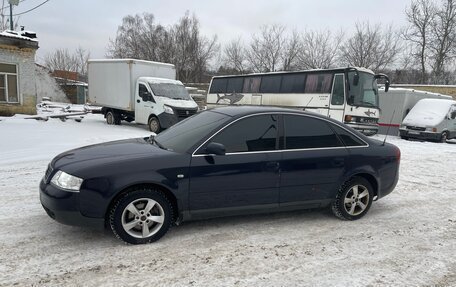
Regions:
[[9, 0, 413, 63]]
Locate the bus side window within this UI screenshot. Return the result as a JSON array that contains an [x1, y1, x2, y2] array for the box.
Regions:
[[331, 74, 345, 105], [209, 78, 228, 93], [243, 77, 261, 93]]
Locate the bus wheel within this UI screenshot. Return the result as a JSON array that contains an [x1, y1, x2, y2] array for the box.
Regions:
[[148, 117, 161, 133], [106, 111, 115, 125]]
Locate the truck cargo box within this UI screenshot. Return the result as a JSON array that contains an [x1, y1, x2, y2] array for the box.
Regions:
[[88, 59, 176, 111]]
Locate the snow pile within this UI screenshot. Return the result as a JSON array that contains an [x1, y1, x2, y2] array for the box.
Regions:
[[0, 116, 455, 286], [0, 30, 38, 41]]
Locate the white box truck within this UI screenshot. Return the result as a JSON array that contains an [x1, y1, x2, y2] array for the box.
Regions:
[[377, 87, 452, 135], [88, 59, 198, 132]]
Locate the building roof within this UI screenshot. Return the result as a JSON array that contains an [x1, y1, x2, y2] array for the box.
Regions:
[[0, 30, 39, 49]]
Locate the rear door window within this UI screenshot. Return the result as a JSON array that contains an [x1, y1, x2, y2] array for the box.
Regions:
[[208, 114, 279, 153], [283, 115, 343, 149]]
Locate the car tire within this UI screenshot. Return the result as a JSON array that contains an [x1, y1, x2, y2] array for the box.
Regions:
[[106, 111, 115, 125], [109, 188, 173, 244], [148, 116, 161, 133], [331, 176, 374, 220], [440, 131, 448, 143]]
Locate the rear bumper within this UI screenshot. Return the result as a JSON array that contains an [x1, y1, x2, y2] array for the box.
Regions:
[[39, 179, 104, 229], [399, 129, 441, 141]]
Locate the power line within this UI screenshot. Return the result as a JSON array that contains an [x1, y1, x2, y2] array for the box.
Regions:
[[12, 0, 49, 16]]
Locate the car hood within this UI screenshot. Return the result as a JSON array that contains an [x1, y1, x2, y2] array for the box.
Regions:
[[51, 137, 170, 170]]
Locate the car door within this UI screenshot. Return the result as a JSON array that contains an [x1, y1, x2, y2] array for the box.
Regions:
[[279, 114, 349, 206], [134, 82, 155, 124], [188, 114, 281, 216], [449, 104, 456, 138]]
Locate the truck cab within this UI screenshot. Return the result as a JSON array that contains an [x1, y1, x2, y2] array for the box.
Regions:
[[135, 77, 198, 132]]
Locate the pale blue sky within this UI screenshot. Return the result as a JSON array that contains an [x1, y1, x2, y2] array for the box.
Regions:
[[11, 0, 412, 62]]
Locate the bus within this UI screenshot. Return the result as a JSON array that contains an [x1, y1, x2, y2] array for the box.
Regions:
[[206, 67, 390, 135]]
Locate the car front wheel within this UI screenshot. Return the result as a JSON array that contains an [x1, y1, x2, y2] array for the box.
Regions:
[[109, 189, 173, 244], [331, 177, 373, 220]]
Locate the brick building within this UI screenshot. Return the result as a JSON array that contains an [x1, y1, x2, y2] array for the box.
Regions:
[[0, 31, 39, 116]]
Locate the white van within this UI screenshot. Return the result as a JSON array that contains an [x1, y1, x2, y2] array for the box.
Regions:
[[88, 59, 199, 132], [399, 98, 456, 142]]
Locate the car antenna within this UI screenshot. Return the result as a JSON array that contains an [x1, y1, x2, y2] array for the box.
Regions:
[[382, 109, 395, 146]]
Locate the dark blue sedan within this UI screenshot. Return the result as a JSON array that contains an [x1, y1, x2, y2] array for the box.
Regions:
[[40, 106, 400, 244]]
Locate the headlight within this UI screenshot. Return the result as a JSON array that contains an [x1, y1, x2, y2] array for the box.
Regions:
[[163, 105, 174, 114], [51, 170, 83, 192]]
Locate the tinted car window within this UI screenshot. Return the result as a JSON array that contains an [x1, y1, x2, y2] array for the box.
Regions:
[[226, 77, 244, 93], [243, 77, 261, 93], [281, 73, 306, 93], [330, 124, 366, 147], [284, 115, 343, 149], [209, 114, 279, 153], [209, 78, 227, 93], [260, 75, 282, 93], [305, 73, 333, 93], [156, 111, 229, 153]]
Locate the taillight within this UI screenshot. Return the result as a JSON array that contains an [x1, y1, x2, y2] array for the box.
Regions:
[[395, 147, 401, 162]]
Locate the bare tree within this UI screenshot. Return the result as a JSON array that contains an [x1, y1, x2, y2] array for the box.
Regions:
[[107, 12, 218, 83], [282, 29, 302, 71], [44, 47, 90, 78], [339, 22, 401, 71], [404, 0, 436, 83], [0, 0, 19, 31], [429, 0, 456, 83], [246, 24, 286, 72], [297, 29, 343, 69], [223, 37, 247, 73]]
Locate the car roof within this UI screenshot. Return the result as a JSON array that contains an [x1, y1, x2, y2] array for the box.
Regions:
[[209, 105, 322, 118]]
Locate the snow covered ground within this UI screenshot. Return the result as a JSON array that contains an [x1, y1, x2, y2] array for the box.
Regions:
[[0, 114, 455, 287]]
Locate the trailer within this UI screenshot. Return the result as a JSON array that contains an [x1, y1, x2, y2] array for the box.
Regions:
[[378, 87, 452, 135]]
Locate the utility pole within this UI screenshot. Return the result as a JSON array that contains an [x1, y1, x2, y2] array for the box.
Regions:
[[8, 0, 19, 31]]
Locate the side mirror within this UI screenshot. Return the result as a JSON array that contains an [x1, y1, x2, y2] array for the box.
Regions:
[[205, 142, 226, 156]]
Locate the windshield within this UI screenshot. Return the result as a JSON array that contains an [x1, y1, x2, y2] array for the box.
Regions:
[[149, 82, 192, 100], [347, 72, 379, 108], [154, 111, 229, 153]]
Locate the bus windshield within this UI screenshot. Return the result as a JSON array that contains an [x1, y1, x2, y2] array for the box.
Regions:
[[347, 72, 379, 108]]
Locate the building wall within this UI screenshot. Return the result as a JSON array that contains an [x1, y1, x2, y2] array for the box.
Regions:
[[0, 45, 37, 116], [35, 65, 69, 103]]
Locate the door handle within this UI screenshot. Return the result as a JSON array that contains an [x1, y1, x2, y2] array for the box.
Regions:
[[137, 99, 140, 103]]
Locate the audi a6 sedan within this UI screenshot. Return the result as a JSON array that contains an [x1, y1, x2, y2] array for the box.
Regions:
[[40, 106, 400, 244]]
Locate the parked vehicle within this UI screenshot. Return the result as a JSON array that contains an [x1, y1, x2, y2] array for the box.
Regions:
[[88, 59, 198, 132], [206, 67, 390, 136], [399, 98, 456, 142], [378, 87, 452, 135], [40, 106, 400, 244]]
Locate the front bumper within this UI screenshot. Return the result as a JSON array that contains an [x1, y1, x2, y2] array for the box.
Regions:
[[346, 123, 379, 136], [39, 179, 104, 228], [399, 129, 441, 141]]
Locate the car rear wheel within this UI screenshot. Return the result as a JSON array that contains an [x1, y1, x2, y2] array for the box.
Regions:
[[148, 116, 161, 133], [331, 177, 373, 220], [109, 189, 173, 244]]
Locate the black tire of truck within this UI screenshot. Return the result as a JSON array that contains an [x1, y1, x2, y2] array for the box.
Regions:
[[148, 116, 161, 133], [106, 110, 121, 125]]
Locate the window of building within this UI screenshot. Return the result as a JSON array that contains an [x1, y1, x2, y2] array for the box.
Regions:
[[0, 63, 18, 103]]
